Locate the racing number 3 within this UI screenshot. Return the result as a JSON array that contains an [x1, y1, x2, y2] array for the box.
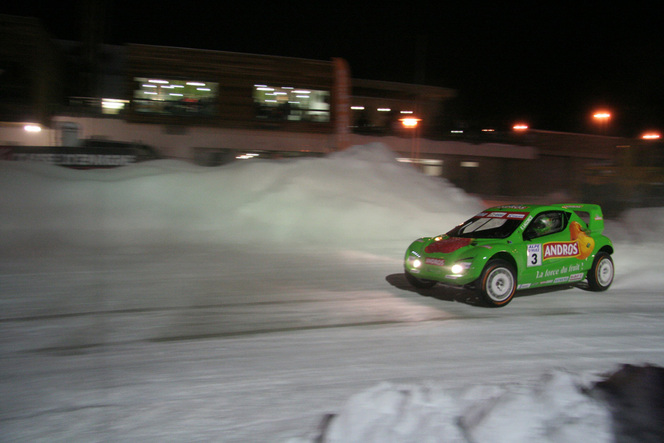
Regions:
[[528, 244, 542, 267]]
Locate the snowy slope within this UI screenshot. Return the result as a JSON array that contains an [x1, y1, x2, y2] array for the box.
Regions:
[[1, 143, 663, 442], [0, 143, 482, 248]]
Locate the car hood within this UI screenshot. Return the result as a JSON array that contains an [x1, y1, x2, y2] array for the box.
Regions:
[[420, 237, 510, 257], [424, 237, 473, 254]]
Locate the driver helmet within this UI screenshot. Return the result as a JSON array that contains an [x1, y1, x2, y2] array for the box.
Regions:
[[533, 216, 553, 235]]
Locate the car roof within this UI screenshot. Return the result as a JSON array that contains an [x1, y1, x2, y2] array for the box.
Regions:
[[484, 203, 600, 213], [484, 204, 553, 213]]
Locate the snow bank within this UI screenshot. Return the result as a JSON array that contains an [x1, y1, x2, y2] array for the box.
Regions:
[[0, 143, 482, 248], [320, 381, 466, 442], [317, 370, 612, 443], [303, 364, 664, 443], [2, 141, 660, 251]]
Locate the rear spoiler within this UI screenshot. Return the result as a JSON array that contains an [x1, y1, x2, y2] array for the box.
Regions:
[[555, 204, 605, 234]]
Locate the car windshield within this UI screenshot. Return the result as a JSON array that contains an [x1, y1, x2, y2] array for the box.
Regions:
[[446, 212, 527, 239]]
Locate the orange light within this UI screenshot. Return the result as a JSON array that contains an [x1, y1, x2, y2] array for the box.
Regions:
[[401, 117, 421, 128], [513, 124, 529, 131], [593, 112, 611, 120], [642, 132, 661, 140]]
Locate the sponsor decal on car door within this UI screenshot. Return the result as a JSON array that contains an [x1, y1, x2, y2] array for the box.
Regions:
[[521, 212, 592, 286]]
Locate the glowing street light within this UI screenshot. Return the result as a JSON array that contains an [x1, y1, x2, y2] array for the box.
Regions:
[[592, 110, 611, 134], [401, 117, 422, 160], [400, 117, 421, 128], [642, 132, 661, 140], [513, 123, 529, 131]]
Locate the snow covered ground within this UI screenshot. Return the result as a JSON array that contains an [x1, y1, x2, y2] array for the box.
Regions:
[[1, 143, 663, 442]]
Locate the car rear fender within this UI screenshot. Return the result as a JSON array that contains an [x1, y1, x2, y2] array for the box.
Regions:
[[598, 244, 614, 255]]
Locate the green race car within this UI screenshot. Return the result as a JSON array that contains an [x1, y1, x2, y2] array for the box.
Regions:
[[404, 204, 614, 307]]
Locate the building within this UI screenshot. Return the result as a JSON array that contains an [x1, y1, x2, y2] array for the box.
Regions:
[[1, 14, 640, 202]]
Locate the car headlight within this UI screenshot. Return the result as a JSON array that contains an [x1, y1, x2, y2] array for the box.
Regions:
[[405, 251, 422, 269], [451, 261, 472, 274]]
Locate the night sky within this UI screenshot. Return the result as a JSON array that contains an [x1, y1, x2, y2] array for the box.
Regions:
[[3, 2, 663, 137]]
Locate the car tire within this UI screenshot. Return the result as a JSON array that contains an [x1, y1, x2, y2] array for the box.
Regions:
[[405, 271, 437, 289], [587, 252, 614, 291], [478, 260, 516, 307]]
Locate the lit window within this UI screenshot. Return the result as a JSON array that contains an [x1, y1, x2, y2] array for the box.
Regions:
[[102, 98, 129, 115], [253, 84, 329, 122], [133, 78, 218, 116]]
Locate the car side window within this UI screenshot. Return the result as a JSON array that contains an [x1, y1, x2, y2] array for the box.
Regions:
[[524, 211, 568, 240]]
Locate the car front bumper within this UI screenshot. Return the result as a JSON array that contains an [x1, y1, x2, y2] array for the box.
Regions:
[[404, 251, 481, 286]]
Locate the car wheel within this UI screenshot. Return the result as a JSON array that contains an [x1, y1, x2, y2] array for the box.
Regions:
[[479, 260, 516, 307], [405, 271, 437, 289], [587, 252, 614, 291]]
